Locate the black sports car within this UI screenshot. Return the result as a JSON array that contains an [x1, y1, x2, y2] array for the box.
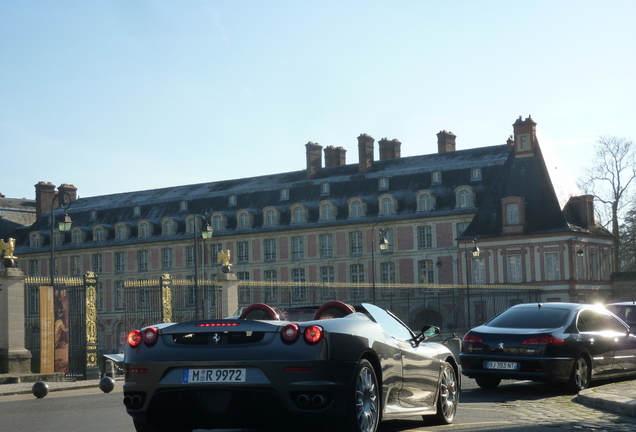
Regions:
[[123, 301, 461, 432], [460, 302, 636, 392]]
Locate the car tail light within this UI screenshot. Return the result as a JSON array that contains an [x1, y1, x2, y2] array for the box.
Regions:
[[281, 323, 300, 344], [304, 325, 323, 344], [522, 336, 565, 346], [128, 330, 142, 348], [142, 327, 159, 346], [462, 333, 483, 344]]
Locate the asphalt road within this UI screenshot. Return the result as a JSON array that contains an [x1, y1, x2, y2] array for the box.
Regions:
[[1, 379, 634, 432]]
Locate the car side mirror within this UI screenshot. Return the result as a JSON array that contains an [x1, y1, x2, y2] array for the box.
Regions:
[[419, 325, 440, 342]]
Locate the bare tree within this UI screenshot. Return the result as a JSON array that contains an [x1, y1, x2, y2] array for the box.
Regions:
[[578, 135, 636, 272]]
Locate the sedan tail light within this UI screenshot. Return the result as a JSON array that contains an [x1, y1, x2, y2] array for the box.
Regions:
[[462, 333, 483, 344], [522, 336, 565, 346], [304, 325, 324, 344], [281, 323, 300, 344], [128, 330, 142, 348]]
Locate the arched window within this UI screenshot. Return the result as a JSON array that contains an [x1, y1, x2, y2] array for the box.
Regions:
[[94, 226, 104, 242], [116, 224, 127, 240], [263, 208, 278, 226], [162, 220, 173, 236], [292, 205, 306, 224], [212, 214, 224, 231], [417, 191, 434, 212], [380, 196, 395, 215], [72, 229, 83, 244], [139, 222, 149, 238], [30, 233, 40, 248], [320, 202, 334, 221], [455, 187, 474, 208], [237, 211, 251, 229], [348, 198, 365, 218]]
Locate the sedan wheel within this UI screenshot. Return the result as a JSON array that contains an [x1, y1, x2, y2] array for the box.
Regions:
[[348, 359, 380, 432], [431, 362, 458, 424], [568, 355, 590, 393]]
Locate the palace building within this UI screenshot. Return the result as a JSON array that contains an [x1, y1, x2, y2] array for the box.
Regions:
[[11, 116, 615, 353]]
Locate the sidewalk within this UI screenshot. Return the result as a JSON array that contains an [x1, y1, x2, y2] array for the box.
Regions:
[[0, 374, 119, 396], [1, 374, 635, 419], [577, 379, 636, 417]]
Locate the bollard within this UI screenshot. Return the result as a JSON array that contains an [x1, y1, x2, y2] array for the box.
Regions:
[[32, 381, 49, 398], [99, 376, 115, 393]]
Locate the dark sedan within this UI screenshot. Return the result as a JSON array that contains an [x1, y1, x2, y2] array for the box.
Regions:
[[606, 301, 636, 333], [123, 301, 461, 432], [460, 302, 636, 392]]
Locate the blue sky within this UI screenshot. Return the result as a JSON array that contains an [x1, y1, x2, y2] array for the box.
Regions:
[[2, 1, 635, 200]]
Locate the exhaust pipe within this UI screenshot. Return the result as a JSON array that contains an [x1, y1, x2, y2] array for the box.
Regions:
[[131, 395, 142, 408], [297, 394, 309, 407], [123, 396, 132, 408], [312, 394, 325, 407]]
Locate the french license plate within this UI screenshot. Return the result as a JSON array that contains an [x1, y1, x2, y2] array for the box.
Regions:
[[183, 368, 246, 383], [484, 361, 518, 370]]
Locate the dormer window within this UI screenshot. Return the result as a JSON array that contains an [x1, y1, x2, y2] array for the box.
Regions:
[[237, 210, 252, 229], [90, 210, 97, 220], [291, 204, 307, 224], [133, 205, 141, 216], [29, 233, 41, 248], [229, 195, 237, 206], [162, 219, 174, 236], [212, 213, 225, 231], [280, 188, 289, 200], [416, 190, 435, 212], [432, 171, 442, 184], [263, 207, 279, 226], [321, 183, 330, 195], [379, 194, 397, 215], [455, 187, 474, 208], [179, 200, 188, 211], [138, 221, 151, 238], [348, 198, 365, 219], [471, 168, 482, 181], [93, 226, 105, 242], [116, 224, 128, 240], [319, 201, 335, 221], [72, 228, 83, 244], [379, 178, 389, 190], [501, 196, 525, 234]]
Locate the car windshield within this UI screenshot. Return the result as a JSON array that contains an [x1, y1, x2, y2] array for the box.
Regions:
[[486, 306, 571, 329]]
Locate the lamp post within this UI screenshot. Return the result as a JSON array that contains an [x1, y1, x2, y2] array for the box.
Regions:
[[193, 214, 214, 319], [371, 222, 389, 305], [464, 239, 480, 328], [49, 192, 73, 287], [200, 216, 213, 319]]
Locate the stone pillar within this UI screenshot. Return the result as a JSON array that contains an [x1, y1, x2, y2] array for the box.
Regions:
[[0, 267, 32, 373], [216, 273, 238, 319]]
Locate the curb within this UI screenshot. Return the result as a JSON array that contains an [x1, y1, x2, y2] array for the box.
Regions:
[[577, 388, 636, 418]]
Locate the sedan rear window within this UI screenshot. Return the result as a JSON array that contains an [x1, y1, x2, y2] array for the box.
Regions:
[[487, 306, 570, 329]]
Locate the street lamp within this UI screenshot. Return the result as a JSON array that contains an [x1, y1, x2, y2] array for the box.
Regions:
[[371, 222, 389, 305], [50, 192, 73, 286], [464, 238, 480, 328], [193, 214, 213, 319]]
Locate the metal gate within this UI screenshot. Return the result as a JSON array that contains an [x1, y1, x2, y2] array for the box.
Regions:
[[124, 276, 221, 333], [24, 276, 87, 380]]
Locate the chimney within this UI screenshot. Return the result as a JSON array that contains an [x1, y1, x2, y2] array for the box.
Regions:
[[357, 134, 375, 174], [305, 142, 323, 179], [579, 195, 595, 230], [379, 138, 401, 160], [35, 181, 56, 218], [437, 130, 456, 153], [58, 183, 78, 203], [324, 146, 347, 167], [512, 115, 537, 157]]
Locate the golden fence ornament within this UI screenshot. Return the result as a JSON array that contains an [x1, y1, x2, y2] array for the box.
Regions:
[[161, 274, 173, 323], [84, 271, 98, 368]]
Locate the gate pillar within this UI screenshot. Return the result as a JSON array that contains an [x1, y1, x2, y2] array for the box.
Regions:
[[216, 273, 238, 318], [0, 266, 32, 373], [84, 272, 100, 379]]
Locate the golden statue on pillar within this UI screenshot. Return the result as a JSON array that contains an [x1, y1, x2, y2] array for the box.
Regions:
[[217, 249, 233, 273], [1, 238, 17, 268]]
